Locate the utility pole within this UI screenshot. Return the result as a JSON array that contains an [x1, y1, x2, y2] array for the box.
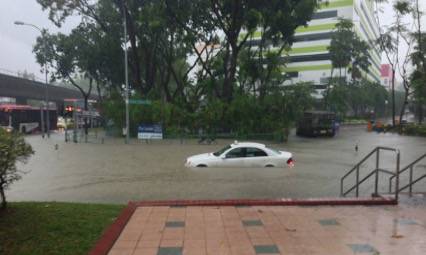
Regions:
[[123, 6, 130, 144], [14, 21, 50, 138]]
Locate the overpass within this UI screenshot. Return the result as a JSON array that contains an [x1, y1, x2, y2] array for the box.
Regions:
[[0, 73, 98, 112]]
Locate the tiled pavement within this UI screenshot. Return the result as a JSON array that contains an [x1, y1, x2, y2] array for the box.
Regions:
[[108, 204, 426, 255]]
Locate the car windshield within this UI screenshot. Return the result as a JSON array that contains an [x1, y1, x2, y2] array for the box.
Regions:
[[213, 145, 231, 156]]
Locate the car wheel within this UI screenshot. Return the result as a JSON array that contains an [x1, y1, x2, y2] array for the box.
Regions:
[[196, 164, 208, 168], [265, 164, 275, 168]]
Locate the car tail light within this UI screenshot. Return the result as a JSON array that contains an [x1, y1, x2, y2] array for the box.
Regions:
[[287, 158, 295, 168]]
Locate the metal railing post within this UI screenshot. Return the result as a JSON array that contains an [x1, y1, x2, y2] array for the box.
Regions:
[[356, 165, 360, 197], [374, 149, 380, 196], [395, 151, 400, 202], [409, 166, 413, 197]]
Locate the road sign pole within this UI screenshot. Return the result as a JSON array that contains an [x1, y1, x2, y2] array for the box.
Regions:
[[73, 102, 78, 143], [40, 106, 45, 138]]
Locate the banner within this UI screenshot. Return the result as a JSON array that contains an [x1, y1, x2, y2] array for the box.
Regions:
[[138, 124, 163, 140]]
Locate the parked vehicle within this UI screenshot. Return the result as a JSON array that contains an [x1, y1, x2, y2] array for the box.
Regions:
[[296, 111, 336, 137], [185, 141, 294, 168], [0, 104, 57, 133]]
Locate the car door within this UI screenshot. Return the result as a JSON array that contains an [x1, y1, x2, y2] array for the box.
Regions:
[[219, 147, 246, 167], [244, 147, 269, 167]]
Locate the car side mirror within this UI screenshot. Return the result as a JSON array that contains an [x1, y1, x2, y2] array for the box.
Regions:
[[221, 155, 227, 159]]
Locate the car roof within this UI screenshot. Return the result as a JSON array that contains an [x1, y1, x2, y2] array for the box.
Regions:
[[230, 142, 266, 148]]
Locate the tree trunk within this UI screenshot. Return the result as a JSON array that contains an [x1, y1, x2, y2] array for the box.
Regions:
[[225, 48, 238, 102], [391, 69, 396, 127], [0, 186, 6, 210], [399, 93, 408, 127], [96, 83, 103, 105], [324, 68, 335, 109]]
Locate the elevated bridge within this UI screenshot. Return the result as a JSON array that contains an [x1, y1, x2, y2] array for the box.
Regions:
[[0, 73, 98, 113]]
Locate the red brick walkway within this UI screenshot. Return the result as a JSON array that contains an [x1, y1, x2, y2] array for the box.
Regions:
[[96, 200, 426, 255]]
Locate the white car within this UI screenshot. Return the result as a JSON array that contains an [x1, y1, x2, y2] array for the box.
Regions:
[[185, 142, 294, 168]]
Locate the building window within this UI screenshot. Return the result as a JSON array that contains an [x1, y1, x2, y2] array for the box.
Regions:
[[286, 72, 299, 78]]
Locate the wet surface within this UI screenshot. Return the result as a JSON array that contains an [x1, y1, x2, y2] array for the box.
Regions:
[[109, 202, 426, 255], [8, 126, 426, 204]]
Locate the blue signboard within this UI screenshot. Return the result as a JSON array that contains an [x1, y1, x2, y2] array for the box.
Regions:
[[138, 124, 163, 140]]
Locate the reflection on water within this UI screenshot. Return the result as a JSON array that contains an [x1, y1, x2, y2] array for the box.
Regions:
[[8, 126, 426, 204]]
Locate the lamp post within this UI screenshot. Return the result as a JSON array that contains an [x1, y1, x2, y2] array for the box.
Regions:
[[122, 9, 130, 144], [14, 21, 50, 138]]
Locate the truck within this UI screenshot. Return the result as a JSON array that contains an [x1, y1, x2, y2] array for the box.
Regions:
[[296, 111, 336, 137]]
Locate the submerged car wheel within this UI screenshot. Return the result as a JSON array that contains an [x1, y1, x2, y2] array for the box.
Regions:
[[196, 164, 208, 168], [265, 164, 275, 168]]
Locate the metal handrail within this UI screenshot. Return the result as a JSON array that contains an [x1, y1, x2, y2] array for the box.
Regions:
[[341, 148, 378, 180], [342, 168, 397, 197], [397, 175, 426, 194], [343, 169, 376, 196], [389, 154, 426, 195], [341, 147, 399, 198]]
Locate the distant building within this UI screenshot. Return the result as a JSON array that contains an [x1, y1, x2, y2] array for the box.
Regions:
[[380, 64, 393, 89], [246, 0, 381, 95]]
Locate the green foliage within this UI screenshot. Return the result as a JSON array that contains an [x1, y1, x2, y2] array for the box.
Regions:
[[0, 202, 124, 255], [102, 82, 315, 138], [0, 130, 34, 209], [328, 18, 371, 80], [326, 79, 389, 118], [401, 124, 426, 136]]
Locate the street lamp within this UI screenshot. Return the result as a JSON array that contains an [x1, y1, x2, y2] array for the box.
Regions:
[[122, 9, 130, 144], [14, 21, 50, 138]]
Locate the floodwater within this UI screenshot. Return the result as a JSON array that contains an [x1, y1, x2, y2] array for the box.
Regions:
[[7, 126, 426, 204]]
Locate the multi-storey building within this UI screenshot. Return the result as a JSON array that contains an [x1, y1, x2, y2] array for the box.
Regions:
[[248, 0, 382, 96], [380, 64, 393, 89], [290, 0, 381, 84]]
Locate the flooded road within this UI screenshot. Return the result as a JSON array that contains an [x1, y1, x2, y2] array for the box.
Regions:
[[7, 126, 426, 204]]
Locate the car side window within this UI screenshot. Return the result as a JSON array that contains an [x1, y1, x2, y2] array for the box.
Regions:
[[225, 148, 245, 158], [245, 147, 268, 157]]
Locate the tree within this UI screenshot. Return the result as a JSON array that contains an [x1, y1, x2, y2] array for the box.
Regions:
[[411, 0, 426, 123], [170, 0, 321, 101], [392, 1, 414, 125], [33, 31, 97, 135], [325, 19, 372, 109], [0, 129, 34, 209], [328, 19, 355, 80], [373, 0, 411, 126]]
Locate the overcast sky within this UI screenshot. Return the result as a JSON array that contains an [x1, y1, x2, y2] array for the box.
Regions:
[[0, 0, 425, 81]]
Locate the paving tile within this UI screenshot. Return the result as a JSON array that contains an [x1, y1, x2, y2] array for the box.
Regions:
[[397, 219, 418, 225], [318, 218, 339, 226], [253, 245, 280, 254], [133, 248, 158, 255], [137, 239, 161, 248], [113, 240, 138, 249], [157, 247, 183, 255], [160, 239, 183, 247], [107, 205, 426, 255], [243, 220, 263, 227], [347, 244, 377, 253], [108, 248, 134, 255], [165, 221, 185, 228], [162, 228, 184, 240]]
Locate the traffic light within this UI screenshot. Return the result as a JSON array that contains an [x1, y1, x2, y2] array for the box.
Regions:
[[64, 106, 73, 117]]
